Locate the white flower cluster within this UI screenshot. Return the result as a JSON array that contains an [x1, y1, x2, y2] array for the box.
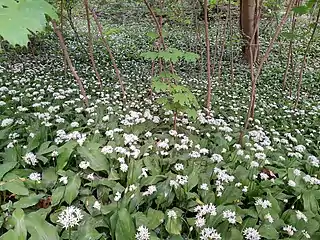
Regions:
[[255, 198, 272, 209], [135, 225, 150, 240], [57, 206, 83, 229], [200, 227, 221, 240], [170, 175, 188, 188], [54, 129, 86, 146], [194, 203, 217, 228], [23, 152, 38, 166], [243, 227, 261, 240], [213, 167, 235, 196]]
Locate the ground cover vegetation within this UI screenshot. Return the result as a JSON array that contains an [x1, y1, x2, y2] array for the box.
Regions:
[[0, 0, 320, 239]]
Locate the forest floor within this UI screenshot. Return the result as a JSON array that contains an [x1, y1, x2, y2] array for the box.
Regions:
[[0, 3, 320, 239]]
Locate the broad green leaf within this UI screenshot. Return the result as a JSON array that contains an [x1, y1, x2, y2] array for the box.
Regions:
[[293, 5, 310, 15], [51, 186, 65, 206], [303, 190, 319, 213], [147, 208, 164, 230], [64, 174, 81, 204], [229, 228, 243, 240], [0, 162, 16, 180], [56, 141, 77, 170], [183, 52, 200, 63], [25, 212, 59, 240], [165, 214, 182, 235], [115, 208, 135, 240], [0, 230, 19, 240], [152, 80, 168, 92], [0, 0, 58, 46], [259, 224, 279, 239], [1, 180, 29, 196], [141, 175, 166, 186], [10, 208, 27, 240], [13, 194, 45, 209], [77, 146, 109, 171], [42, 167, 57, 188], [141, 51, 158, 61]]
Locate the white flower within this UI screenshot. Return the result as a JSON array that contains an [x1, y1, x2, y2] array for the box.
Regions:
[[237, 149, 244, 156], [142, 185, 157, 196], [70, 122, 79, 128], [120, 163, 128, 172], [308, 155, 319, 167], [283, 225, 297, 236], [87, 173, 95, 180], [114, 192, 121, 202], [167, 210, 177, 219], [51, 150, 59, 157], [288, 180, 296, 187], [211, 154, 223, 163], [23, 152, 38, 166], [135, 225, 150, 240], [174, 163, 184, 171], [264, 213, 274, 223], [1, 118, 14, 127], [123, 133, 139, 145], [294, 145, 306, 153], [296, 210, 308, 222], [254, 152, 266, 160], [293, 169, 301, 176], [101, 145, 113, 154], [29, 172, 41, 182], [59, 176, 68, 185], [200, 227, 221, 240], [145, 131, 152, 138], [200, 183, 209, 191], [169, 130, 177, 136], [129, 184, 137, 192], [250, 161, 259, 168], [243, 227, 261, 240], [195, 217, 206, 228], [259, 173, 269, 180], [194, 203, 217, 218], [222, 210, 236, 224], [176, 175, 188, 185], [302, 230, 310, 239], [57, 206, 83, 229], [93, 201, 101, 211], [189, 151, 201, 158], [79, 161, 90, 169], [200, 148, 209, 155], [255, 198, 272, 209]]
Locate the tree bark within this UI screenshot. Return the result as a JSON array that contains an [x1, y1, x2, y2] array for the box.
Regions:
[[204, 0, 212, 112], [240, 0, 259, 63]]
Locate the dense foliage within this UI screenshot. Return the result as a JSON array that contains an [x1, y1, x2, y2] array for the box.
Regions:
[[0, 0, 320, 239]]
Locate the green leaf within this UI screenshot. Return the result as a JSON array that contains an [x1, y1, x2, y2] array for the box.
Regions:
[[42, 167, 57, 189], [0, 162, 16, 180], [0, 0, 58, 46], [165, 214, 182, 235], [141, 51, 158, 61], [147, 208, 165, 230], [146, 31, 158, 40], [229, 228, 243, 240], [1, 180, 29, 196], [183, 52, 200, 63], [51, 186, 65, 206], [259, 224, 279, 239], [56, 141, 77, 170], [64, 174, 81, 204], [25, 212, 59, 240], [152, 80, 168, 92], [293, 5, 310, 15], [303, 190, 319, 213], [115, 208, 135, 240], [13, 194, 45, 209], [77, 146, 109, 171], [0, 230, 19, 240], [11, 208, 27, 240], [141, 175, 166, 186]]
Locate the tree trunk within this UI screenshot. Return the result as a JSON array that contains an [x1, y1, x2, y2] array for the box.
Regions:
[[240, 0, 259, 63]]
